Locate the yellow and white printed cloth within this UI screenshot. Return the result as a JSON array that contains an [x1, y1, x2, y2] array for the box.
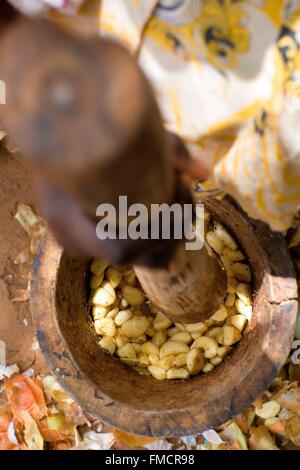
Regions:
[[10, 0, 300, 231]]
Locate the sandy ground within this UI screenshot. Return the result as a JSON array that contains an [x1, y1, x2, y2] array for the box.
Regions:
[[0, 147, 47, 403]]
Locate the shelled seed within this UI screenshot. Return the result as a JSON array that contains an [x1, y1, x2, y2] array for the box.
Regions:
[[225, 293, 236, 308], [167, 368, 189, 380], [94, 318, 115, 337], [213, 221, 237, 250], [211, 306, 228, 323], [223, 247, 245, 261], [114, 309, 133, 326], [106, 307, 119, 319], [227, 314, 248, 332], [191, 336, 218, 359], [154, 313, 172, 330], [106, 267, 122, 288], [121, 316, 149, 338], [236, 283, 252, 306], [210, 356, 223, 366], [202, 362, 214, 373], [122, 285, 145, 306], [231, 263, 251, 282], [90, 259, 109, 275], [206, 231, 224, 255], [99, 337, 116, 355], [141, 341, 159, 356], [117, 343, 136, 360], [158, 356, 175, 371], [173, 353, 187, 368], [90, 273, 105, 289], [235, 299, 253, 319], [185, 322, 207, 334], [152, 330, 167, 347], [223, 325, 242, 346], [186, 349, 205, 375], [148, 366, 166, 380], [160, 341, 189, 358], [92, 306, 108, 320], [92, 284, 116, 307], [171, 332, 193, 344]]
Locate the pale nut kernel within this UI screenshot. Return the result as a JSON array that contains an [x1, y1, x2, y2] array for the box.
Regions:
[[122, 285, 145, 306], [145, 324, 156, 337], [223, 325, 242, 346], [158, 356, 175, 371], [186, 349, 205, 375], [117, 343, 137, 360], [216, 329, 224, 345], [217, 346, 232, 358], [114, 309, 133, 326], [154, 313, 172, 331], [102, 280, 117, 296], [226, 306, 239, 317], [225, 293, 236, 308], [191, 332, 202, 340], [235, 299, 253, 320], [119, 297, 129, 309], [211, 305, 228, 323], [152, 330, 167, 347], [171, 332, 193, 345], [92, 305, 108, 320], [92, 283, 116, 307], [132, 343, 142, 354], [121, 316, 150, 338], [231, 263, 251, 282], [132, 334, 147, 344], [106, 267, 122, 288], [191, 336, 218, 359], [90, 259, 109, 275], [210, 356, 223, 366], [227, 277, 238, 294], [175, 323, 186, 332], [223, 247, 245, 262], [236, 283, 252, 306], [227, 314, 248, 332], [206, 231, 224, 255], [172, 353, 187, 368], [202, 362, 214, 373], [90, 273, 105, 289], [115, 331, 128, 348], [166, 368, 189, 380], [160, 341, 189, 358], [220, 256, 233, 276], [99, 336, 116, 355], [213, 222, 237, 250], [139, 354, 150, 367], [185, 322, 207, 334], [123, 271, 137, 286], [207, 327, 223, 338], [148, 366, 166, 380], [121, 358, 139, 366], [167, 326, 181, 337], [141, 341, 160, 356], [255, 401, 281, 420], [148, 354, 160, 366], [106, 307, 119, 319], [94, 318, 116, 337]]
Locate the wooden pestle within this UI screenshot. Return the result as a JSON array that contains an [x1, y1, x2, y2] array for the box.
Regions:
[[0, 17, 227, 323]]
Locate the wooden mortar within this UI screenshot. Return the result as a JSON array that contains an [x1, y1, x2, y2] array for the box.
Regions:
[[31, 197, 298, 437]]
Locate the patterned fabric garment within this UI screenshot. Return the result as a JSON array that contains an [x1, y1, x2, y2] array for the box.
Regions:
[[8, 0, 300, 231]]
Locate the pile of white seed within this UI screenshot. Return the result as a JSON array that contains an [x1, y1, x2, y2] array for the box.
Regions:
[[89, 211, 253, 380]]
